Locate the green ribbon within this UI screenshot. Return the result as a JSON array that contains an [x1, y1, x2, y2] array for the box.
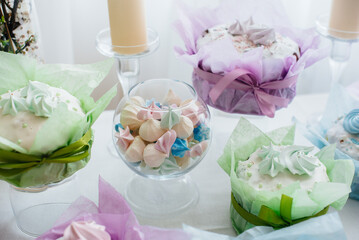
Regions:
[[231, 192, 329, 229], [0, 130, 92, 171]]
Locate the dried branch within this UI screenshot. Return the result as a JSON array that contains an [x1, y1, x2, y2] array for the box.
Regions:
[[4, 1, 12, 11], [9, 0, 19, 35], [0, 1, 15, 53]]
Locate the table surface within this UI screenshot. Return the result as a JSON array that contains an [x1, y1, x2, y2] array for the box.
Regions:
[[0, 93, 358, 240]]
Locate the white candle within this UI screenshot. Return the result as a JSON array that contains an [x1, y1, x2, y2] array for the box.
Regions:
[[329, 0, 359, 39], [107, 0, 147, 54]]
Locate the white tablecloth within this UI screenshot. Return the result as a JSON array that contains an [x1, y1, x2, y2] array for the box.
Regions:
[[0, 93, 358, 239]]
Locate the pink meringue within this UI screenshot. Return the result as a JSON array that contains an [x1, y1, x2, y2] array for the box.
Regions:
[[155, 130, 177, 156], [172, 116, 194, 139], [143, 143, 167, 168], [137, 102, 162, 120], [190, 140, 209, 158], [61, 221, 110, 240], [137, 109, 152, 121], [139, 118, 166, 142], [182, 107, 201, 125], [125, 136, 146, 162], [114, 126, 134, 152], [163, 89, 182, 106], [181, 100, 206, 125], [120, 104, 144, 130], [148, 102, 162, 119]]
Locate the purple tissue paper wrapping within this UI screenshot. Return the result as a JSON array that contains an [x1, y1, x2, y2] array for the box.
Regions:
[[37, 177, 190, 240], [174, 0, 327, 117]]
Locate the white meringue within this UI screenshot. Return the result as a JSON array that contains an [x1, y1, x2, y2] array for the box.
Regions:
[[175, 154, 190, 168], [163, 89, 182, 106], [120, 104, 144, 130], [125, 96, 145, 107], [179, 99, 192, 107], [125, 136, 146, 162], [172, 116, 194, 139], [143, 143, 167, 168], [139, 118, 166, 142]]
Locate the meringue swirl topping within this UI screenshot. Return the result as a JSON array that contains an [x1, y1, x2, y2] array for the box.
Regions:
[[0, 93, 27, 116], [280, 146, 320, 176], [0, 81, 84, 118], [258, 143, 285, 177], [21, 81, 57, 117], [343, 109, 359, 135], [228, 17, 276, 45], [258, 144, 320, 177]]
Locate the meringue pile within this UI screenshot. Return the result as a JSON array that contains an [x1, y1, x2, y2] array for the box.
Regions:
[[114, 89, 210, 170], [236, 144, 329, 192], [196, 17, 300, 60]]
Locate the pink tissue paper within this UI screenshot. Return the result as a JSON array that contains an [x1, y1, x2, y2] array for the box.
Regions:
[[174, 0, 328, 117], [37, 177, 190, 240]]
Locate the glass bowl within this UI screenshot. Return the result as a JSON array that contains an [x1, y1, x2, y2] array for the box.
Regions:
[[113, 79, 211, 179], [112, 79, 211, 217]]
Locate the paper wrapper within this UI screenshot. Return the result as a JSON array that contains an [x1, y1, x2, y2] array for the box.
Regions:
[[37, 177, 190, 240], [184, 212, 347, 240], [0, 52, 117, 187], [38, 177, 347, 240], [302, 82, 359, 200], [174, 0, 327, 117], [217, 118, 354, 233]]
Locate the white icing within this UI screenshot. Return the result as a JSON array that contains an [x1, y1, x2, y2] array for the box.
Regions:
[[0, 109, 47, 151], [327, 119, 359, 160], [197, 24, 300, 59], [236, 146, 329, 192]]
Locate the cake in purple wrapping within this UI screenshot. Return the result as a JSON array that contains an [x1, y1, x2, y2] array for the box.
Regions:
[[175, 0, 327, 117]]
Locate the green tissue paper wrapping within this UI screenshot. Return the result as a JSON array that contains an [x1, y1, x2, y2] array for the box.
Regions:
[[0, 52, 117, 187], [218, 118, 354, 233]]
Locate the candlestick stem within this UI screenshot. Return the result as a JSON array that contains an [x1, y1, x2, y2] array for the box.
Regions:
[[116, 58, 140, 95], [329, 40, 351, 84]]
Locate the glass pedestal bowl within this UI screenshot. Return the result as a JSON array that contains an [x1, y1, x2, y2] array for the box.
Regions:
[[9, 175, 80, 237], [112, 79, 211, 217]]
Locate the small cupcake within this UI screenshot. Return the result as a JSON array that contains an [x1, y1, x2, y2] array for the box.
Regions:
[[218, 118, 354, 233], [0, 53, 116, 188], [326, 109, 359, 160]]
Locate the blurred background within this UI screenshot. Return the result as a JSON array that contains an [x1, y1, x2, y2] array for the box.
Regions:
[[33, 0, 359, 108]]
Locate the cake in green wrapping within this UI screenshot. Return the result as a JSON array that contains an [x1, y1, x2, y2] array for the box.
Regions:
[[218, 118, 354, 233], [0, 52, 117, 188]]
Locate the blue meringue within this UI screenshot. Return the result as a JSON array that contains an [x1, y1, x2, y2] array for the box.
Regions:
[[171, 138, 190, 158], [193, 123, 210, 142], [115, 123, 124, 132], [343, 109, 359, 135]]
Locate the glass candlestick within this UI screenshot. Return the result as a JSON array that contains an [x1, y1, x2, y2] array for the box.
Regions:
[[316, 14, 359, 85], [96, 28, 159, 96], [96, 28, 159, 156]]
